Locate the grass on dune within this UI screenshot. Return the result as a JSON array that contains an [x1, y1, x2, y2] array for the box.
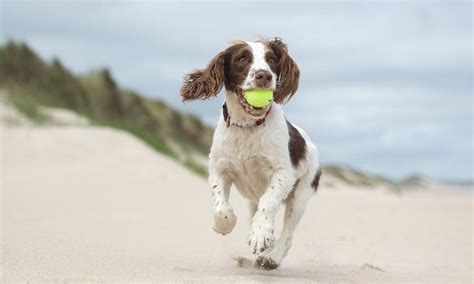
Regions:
[[4, 90, 208, 177]]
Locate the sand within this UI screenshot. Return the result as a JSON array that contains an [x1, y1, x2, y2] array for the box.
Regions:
[[1, 125, 472, 283]]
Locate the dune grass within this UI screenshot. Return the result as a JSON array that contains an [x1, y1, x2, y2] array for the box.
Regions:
[[4, 91, 208, 177], [6, 92, 52, 124]]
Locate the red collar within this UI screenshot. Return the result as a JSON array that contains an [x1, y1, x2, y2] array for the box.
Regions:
[[223, 103, 272, 128]]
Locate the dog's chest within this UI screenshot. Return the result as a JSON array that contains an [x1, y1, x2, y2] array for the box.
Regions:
[[230, 154, 274, 202], [215, 129, 280, 201]]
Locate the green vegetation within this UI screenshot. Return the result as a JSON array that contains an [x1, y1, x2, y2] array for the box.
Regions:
[[183, 159, 209, 177], [323, 165, 401, 192], [0, 40, 210, 177], [6, 91, 51, 123]]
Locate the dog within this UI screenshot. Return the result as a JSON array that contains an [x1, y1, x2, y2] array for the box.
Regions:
[[180, 37, 320, 270]]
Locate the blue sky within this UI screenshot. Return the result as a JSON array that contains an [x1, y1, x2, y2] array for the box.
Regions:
[[1, 1, 472, 181]]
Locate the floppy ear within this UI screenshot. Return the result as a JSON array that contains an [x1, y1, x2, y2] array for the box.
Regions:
[[269, 38, 300, 104], [180, 51, 226, 102]]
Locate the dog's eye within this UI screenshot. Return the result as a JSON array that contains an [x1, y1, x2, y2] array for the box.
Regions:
[[237, 56, 247, 64], [268, 57, 277, 65]]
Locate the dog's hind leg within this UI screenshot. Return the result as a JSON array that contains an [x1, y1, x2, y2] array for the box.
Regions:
[[255, 180, 314, 270]]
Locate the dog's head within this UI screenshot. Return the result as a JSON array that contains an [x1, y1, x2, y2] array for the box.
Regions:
[[180, 37, 300, 116]]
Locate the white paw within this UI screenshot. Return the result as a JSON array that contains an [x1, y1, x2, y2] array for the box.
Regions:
[[248, 226, 275, 255], [212, 204, 237, 235]]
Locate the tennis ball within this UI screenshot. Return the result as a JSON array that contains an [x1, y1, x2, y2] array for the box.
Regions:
[[244, 89, 273, 108]]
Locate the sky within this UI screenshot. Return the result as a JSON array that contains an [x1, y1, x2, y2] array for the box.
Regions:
[[1, 0, 472, 181]]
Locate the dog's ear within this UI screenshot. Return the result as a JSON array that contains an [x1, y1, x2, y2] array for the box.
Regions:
[[269, 38, 300, 104], [180, 51, 226, 101]]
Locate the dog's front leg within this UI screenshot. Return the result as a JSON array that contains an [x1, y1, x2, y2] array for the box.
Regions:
[[248, 170, 293, 255], [209, 170, 237, 235]]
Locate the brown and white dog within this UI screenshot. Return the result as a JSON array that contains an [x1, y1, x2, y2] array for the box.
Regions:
[[180, 37, 320, 270]]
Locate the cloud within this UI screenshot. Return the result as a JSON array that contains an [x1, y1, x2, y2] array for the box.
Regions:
[[1, 1, 471, 180]]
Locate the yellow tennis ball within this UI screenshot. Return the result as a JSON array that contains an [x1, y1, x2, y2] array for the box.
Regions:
[[244, 89, 273, 108]]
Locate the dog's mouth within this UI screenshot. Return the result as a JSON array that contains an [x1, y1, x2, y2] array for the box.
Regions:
[[236, 89, 272, 117]]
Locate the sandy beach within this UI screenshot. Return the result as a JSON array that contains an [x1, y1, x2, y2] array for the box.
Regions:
[[1, 125, 472, 283]]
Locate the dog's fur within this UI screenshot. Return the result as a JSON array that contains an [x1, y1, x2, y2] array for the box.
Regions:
[[180, 37, 320, 270]]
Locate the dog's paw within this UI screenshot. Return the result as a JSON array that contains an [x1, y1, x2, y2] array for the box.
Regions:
[[212, 204, 237, 235], [248, 226, 275, 255], [254, 255, 280, 270]]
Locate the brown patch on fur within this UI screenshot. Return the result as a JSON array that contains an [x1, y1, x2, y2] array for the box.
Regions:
[[311, 169, 321, 191], [180, 43, 252, 101], [255, 255, 279, 270], [223, 44, 253, 92], [266, 38, 300, 104], [286, 120, 307, 167], [180, 51, 226, 101]]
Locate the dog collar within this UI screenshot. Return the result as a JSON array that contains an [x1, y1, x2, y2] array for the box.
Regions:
[[222, 103, 272, 128]]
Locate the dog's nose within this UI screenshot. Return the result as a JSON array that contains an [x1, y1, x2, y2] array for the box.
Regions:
[[254, 70, 273, 88]]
